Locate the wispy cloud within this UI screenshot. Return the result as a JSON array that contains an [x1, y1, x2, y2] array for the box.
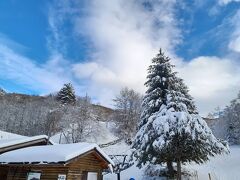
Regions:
[[228, 10, 240, 53], [218, 0, 240, 5], [0, 45, 69, 93], [47, 0, 80, 56]]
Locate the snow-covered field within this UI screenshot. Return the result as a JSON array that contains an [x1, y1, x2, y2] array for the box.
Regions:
[[189, 146, 240, 180], [104, 143, 240, 180]]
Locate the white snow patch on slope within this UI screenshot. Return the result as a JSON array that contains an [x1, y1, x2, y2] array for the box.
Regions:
[[87, 121, 118, 144], [51, 121, 118, 144]]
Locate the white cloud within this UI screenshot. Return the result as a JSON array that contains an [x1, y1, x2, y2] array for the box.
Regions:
[[178, 56, 240, 114], [72, 0, 181, 105]]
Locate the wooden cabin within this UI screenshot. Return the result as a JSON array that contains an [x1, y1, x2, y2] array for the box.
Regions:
[[0, 143, 114, 180], [0, 135, 53, 154]]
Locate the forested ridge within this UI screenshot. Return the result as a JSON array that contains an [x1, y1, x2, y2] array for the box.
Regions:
[[0, 89, 113, 138]]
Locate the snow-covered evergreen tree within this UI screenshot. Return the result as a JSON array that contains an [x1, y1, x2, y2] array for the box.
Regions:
[[136, 49, 198, 176], [56, 83, 76, 105], [139, 49, 176, 128], [132, 49, 228, 179]]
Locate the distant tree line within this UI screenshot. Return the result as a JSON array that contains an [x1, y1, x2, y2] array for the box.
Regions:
[[208, 92, 240, 145]]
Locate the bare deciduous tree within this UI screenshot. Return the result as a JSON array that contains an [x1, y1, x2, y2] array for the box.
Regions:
[[113, 87, 142, 140]]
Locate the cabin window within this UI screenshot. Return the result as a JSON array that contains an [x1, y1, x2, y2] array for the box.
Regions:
[[87, 172, 98, 180], [27, 172, 41, 180]]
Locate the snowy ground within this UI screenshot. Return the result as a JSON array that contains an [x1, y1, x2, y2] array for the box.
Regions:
[[103, 144, 240, 180], [103, 141, 144, 180], [188, 146, 240, 180]]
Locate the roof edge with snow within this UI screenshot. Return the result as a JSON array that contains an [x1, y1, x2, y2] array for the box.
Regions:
[[0, 142, 114, 166], [0, 135, 53, 153]]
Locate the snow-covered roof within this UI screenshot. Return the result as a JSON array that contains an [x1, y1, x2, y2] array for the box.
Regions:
[[0, 142, 114, 166], [0, 130, 26, 140], [0, 135, 53, 150]]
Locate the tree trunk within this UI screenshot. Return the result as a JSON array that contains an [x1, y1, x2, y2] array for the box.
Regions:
[[167, 161, 174, 177], [117, 172, 121, 180], [177, 160, 181, 180]]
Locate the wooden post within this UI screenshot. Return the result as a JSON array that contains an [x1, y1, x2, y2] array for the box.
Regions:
[[208, 173, 211, 180]]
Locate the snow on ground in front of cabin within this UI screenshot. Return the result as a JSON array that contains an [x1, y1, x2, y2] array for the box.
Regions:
[[103, 143, 240, 180]]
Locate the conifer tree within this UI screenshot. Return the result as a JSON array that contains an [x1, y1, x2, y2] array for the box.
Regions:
[[132, 49, 228, 179], [56, 83, 76, 105]]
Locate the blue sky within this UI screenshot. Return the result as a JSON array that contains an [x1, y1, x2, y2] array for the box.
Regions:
[[0, 0, 240, 114]]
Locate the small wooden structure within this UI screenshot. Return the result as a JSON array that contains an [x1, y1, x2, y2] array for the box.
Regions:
[[0, 143, 114, 180]]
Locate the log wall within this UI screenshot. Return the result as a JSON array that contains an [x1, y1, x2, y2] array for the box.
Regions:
[[0, 151, 106, 180]]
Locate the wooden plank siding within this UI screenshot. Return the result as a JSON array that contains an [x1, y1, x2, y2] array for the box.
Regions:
[[67, 152, 104, 180], [0, 151, 107, 180]]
